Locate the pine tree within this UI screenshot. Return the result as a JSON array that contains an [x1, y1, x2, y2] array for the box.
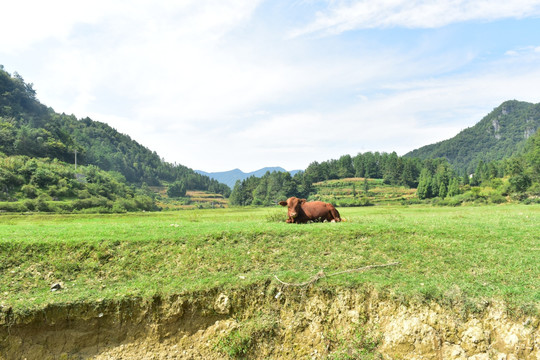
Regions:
[[447, 178, 460, 197], [417, 168, 432, 199]]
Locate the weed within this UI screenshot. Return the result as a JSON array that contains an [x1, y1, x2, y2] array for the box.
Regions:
[[216, 329, 253, 358], [325, 323, 382, 360], [214, 312, 278, 358], [265, 210, 286, 223]]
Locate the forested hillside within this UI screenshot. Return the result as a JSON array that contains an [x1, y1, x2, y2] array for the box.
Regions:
[[0, 66, 229, 196], [231, 128, 540, 206], [0, 155, 156, 212], [404, 100, 540, 174]]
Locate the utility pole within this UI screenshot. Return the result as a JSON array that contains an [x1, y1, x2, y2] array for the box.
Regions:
[[74, 149, 78, 170]]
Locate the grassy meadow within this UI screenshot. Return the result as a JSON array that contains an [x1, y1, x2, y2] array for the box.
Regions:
[[0, 204, 539, 315]]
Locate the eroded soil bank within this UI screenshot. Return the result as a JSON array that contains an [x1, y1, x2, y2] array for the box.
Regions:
[[1, 283, 539, 359]]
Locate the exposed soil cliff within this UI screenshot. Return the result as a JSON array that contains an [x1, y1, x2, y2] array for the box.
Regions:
[[1, 283, 538, 359]]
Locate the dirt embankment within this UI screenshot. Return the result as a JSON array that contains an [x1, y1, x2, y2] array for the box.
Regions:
[[1, 283, 539, 359]]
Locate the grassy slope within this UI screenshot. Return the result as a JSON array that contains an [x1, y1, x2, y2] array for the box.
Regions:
[[0, 205, 539, 314]]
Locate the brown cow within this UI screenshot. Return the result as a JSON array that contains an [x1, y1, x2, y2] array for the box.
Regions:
[[278, 197, 341, 223]]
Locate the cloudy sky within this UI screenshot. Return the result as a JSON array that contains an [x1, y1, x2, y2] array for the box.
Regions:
[[2, 0, 540, 172]]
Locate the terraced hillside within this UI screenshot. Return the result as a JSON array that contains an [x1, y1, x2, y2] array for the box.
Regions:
[[311, 178, 416, 206]]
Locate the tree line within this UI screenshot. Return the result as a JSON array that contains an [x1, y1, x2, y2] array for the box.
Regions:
[[230, 129, 540, 206]]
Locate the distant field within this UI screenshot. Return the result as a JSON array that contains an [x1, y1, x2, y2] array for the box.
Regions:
[[150, 187, 228, 209], [313, 177, 416, 205], [0, 204, 538, 314]]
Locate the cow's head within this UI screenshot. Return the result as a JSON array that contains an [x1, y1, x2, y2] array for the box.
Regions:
[[279, 197, 306, 221]]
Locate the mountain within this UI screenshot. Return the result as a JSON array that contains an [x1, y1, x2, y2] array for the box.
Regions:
[[404, 100, 540, 174], [0, 66, 230, 196], [196, 167, 302, 188]]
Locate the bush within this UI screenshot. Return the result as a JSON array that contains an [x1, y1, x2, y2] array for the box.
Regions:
[[527, 182, 540, 196], [73, 197, 112, 210], [24, 199, 35, 211], [523, 197, 540, 204], [447, 197, 463, 206], [134, 195, 155, 211], [509, 174, 531, 193], [488, 193, 507, 204], [0, 201, 28, 212], [167, 181, 186, 198], [21, 184, 38, 198], [112, 202, 128, 213], [400, 197, 422, 205], [31, 167, 57, 187], [36, 197, 51, 212]]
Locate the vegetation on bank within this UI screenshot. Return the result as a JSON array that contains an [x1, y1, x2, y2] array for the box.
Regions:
[[0, 155, 156, 213], [0, 205, 538, 316]]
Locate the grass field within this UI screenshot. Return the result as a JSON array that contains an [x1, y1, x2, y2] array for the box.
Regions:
[[0, 204, 539, 315]]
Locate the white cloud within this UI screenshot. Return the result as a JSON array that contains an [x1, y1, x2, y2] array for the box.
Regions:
[[0, 0, 126, 53], [3, 0, 540, 172], [291, 0, 540, 36], [505, 45, 540, 57]]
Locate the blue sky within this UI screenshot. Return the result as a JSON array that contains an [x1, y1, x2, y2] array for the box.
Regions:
[[2, 0, 540, 172]]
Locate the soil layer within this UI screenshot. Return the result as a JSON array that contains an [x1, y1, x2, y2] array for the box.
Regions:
[[1, 283, 538, 359]]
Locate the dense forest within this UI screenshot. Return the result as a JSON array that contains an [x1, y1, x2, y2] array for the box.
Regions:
[[0, 66, 230, 196], [405, 100, 540, 174]]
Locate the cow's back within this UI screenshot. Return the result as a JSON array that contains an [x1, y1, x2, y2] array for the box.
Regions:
[[301, 201, 340, 221]]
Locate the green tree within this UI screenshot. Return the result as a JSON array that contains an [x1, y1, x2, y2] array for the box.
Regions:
[[167, 181, 186, 198], [337, 154, 354, 178], [447, 178, 460, 197], [362, 178, 369, 195], [417, 168, 432, 199], [438, 182, 447, 198], [401, 159, 420, 188]]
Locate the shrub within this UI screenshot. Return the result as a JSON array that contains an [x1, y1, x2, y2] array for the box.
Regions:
[[509, 174, 531, 193], [488, 193, 507, 204], [0, 201, 28, 212], [447, 197, 463, 206], [134, 195, 156, 211], [36, 197, 51, 212], [24, 199, 35, 211], [167, 181, 186, 198], [523, 197, 540, 204], [31, 167, 57, 187], [73, 197, 112, 210], [21, 184, 38, 198]]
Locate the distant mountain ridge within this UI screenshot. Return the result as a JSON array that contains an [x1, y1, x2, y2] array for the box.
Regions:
[[196, 167, 301, 188], [404, 100, 540, 174]]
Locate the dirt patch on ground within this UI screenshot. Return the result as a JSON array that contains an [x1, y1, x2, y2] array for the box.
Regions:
[[1, 283, 539, 359]]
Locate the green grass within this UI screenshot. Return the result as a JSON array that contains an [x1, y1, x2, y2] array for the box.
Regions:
[[0, 204, 539, 315]]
